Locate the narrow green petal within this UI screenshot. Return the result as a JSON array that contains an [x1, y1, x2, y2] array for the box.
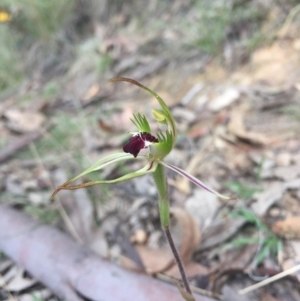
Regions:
[[160, 161, 233, 200]]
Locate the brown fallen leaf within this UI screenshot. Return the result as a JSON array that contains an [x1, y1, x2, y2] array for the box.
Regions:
[[198, 218, 245, 251], [0, 123, 51, 164], [260, 292, 282, 301], [97, 106, 133, 135], [97, 119, 116, 133], [227, 105, 271, 145], [128, 58, 168, 82], [214, 244, 259, 277], [251, 181, 285, 216], [125, 208, 201, 276], [2, 109, 46, 133], [281, 241, 300, 281], [185, 189, 220, 230], [211, 244, 259, 293], [247, 41, 299, 86], [82, 84, 100, 104], [133, 246, 174, 274], [272, 216, 300, 239], [166, 261, 208, 279], [208, 87, 240, 112], [114, 224, 145, 271], [171, 207, 201, 262], [273, 165, 300, 181], [180, 83, 204, 106]]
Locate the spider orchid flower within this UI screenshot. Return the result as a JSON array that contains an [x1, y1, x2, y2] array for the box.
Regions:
[[51, 77, 230, 201]]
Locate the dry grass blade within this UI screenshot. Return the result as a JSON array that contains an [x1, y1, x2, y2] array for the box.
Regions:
[[277, 3, 300, 37], [131, 208, 201, 275], [239, 264, 300, 295], [29, 143, 82, 243], [0, 272, 16, 301], [157, 273, 223, 300], [173, 136, 213, 195]]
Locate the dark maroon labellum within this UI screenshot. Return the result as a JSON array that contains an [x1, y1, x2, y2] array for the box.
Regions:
[[123, 132, 158, 157]]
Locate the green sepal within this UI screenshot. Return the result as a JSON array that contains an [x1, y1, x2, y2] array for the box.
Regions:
[[52, 161, 158, 195], [109, 77, 177, 146], [69, 152, 143, 180], [51, 153, 146, 198], [61, 161, 158, 190]]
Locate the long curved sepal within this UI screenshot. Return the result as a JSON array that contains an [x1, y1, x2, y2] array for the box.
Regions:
[[109, 77, 177, 144], [51, 153, 147, 199], [51, 160, 157, 198]]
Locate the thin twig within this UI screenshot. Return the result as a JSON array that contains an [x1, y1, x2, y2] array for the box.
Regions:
[[247, 212, 268, 282], [239, 264, 300, 295], [157, 273, 224, 300], [29, 143, 82, 243], [277, 3, 300, 37], [0, 124, 51, 164], [0, 272, 16, 301]]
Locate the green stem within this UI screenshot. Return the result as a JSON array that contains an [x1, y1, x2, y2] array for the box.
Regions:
[[152, 163, 169, 228], [152, 163, 193, 298]]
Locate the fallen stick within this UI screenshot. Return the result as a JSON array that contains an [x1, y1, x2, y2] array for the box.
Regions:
[[0, 205, 214, 301], [0, 125, 51, 164]]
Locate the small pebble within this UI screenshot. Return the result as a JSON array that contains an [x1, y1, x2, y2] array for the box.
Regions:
[[269, 207, 281, 217], [131, 229, 147, 244], [276, 153, 291, 167]]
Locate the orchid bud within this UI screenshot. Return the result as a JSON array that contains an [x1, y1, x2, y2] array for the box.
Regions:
[[152, 109, 167, 124]]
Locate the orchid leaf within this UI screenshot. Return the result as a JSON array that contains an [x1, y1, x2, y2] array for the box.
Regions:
[[160, 161, 232, 200]]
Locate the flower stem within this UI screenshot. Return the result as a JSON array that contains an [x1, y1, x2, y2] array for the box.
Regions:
[[163, 225, 192, 296], [152, 163, 169, 228], [152, 163, 193, 298]]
